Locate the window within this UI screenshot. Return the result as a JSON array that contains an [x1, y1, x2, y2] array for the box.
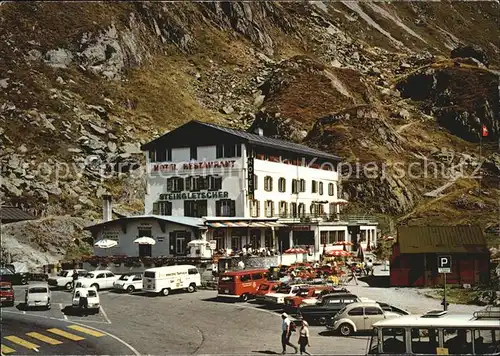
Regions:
[[216, 144, 241, 158], [138, 227, 152, 238], [290, 203, 297, 217], [328, 183, 334, 196], [320, 231, 328, 244], [175, 235, 185, 255], [216, 199, 236, 217], [278, 201, 287, 217], [188, 268, 199, 275], [265, 230, 273, 248], [148, 150, 156, 162], [153, 148, 171, 162], [443, 329, 473, 355], [347, 307, 364, 316], [190, 146, 197, 160], [338, 230, 345, 241], [184, 200, 207, 217], [474, 329, 500, 355], [133, 275, 142, 281], [252, 273, 264, 280], [250, 200, 260, 218], [96, 273, 105, 279], [264, 176, 273, 192], [365, 307, 384, 315], [219, 275, 234, 282], [105, 273, 114, 278], [292, 179, 299, 194], [213, 229, 225, 250], [298, 203, 305, 217], [327, 298, 342, 304], [240, 274, 251, 282], [381, 328, 406, 354], [329, 231, 338, 244], [208, 176, 222, 191], [167, 177, 184, 192], [253, 175, 258, 191], [319, 182, 324, 195], [329, 203, 338, 215], [231, 235, 242, 250], [300, 179, 306, 192], [264, 200, 274, 217], [249, 230, 261, 249], [158, 201, 172, 215], [411, 328, 440, 355], [278, 178, 286, 192], [312, 180, 318, 193]]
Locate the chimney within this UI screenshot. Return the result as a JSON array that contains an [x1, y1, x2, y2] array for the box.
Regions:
[[255, 127, 264, 136], [102, 195, 112, 222]]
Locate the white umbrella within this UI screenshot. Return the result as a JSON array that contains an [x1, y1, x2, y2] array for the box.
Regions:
[[187, 239, 209, 246], [134, 236, 156, 245], [94, 239, 118, 249]]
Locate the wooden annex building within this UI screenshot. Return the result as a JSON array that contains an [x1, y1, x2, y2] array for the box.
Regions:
[[390, 225, 490, 287]]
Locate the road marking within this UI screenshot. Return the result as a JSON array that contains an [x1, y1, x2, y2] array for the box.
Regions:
[[59, 303, 68, 320], [67, 325, 105, 337], [26, 332, 63, 345], [100, 306, 112, 324], [4, 336, 39, 350], [46, 328, 85, 341], [1, 344, 16, 354]]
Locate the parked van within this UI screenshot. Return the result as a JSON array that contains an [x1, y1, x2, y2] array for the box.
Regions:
[[217, 269, 268, 302], [143, 265, 201, 296]]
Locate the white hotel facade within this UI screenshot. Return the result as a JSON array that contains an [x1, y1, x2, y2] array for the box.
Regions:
[[86, 121, 377, 262]]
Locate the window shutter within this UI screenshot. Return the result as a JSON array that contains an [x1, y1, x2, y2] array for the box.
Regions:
[[216, 200, 221, 216], [167, 178, 172, 191], [216, 144, 223, 158], [236, 144, 242, 157], [256, 201, 260, 217], [152, 202, 159, 215], [216, 177, 222, 190], [169, 232, 175, 255], [167, 202, 172, 215], [178, 178, 184, 191], [185, 177, 192, 191], [254, 175, 258, 191], [149, 151, 156, 162], [230, 200, 236, 217]]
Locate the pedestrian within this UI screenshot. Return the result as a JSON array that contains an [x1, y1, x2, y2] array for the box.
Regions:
[[298, 320, 311, 355], [347, 264, 358, 285], [78, 288, 89, 316], [365, 259, 374, 276], [281, 313, 298, 354], [72, 269, 79, 291]]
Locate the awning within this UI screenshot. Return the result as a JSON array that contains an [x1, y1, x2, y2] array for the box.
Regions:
[[205, 221, 286, 228]]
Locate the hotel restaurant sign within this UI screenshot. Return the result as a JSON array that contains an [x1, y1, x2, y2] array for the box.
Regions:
[[151, 160, 237, 172], [159, 191, 229, 200]]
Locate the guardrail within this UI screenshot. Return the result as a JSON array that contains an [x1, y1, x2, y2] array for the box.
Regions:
[[274, 214, 378, 224]]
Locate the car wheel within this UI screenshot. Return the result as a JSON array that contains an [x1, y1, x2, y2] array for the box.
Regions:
[[90, 284, 99, 291], [65, 282, 73, 291], [47, 303, 51, 310], [187, 284, 196, 293], [240, 293, 249, 302], [160, 288, 170, 296], [126, 285, 135, 293], [21, 278, 28, 285], [339, 323, 353, 336], [319, 317, 327, 325]]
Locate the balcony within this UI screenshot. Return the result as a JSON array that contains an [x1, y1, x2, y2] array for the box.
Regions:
[[273, 213, 378, 225]]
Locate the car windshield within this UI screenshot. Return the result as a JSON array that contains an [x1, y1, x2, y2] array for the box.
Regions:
[[0, 285, 11, 291], [220, 275, 234, 282], [29, 287, 48, 293], [88, 290, 97, 297], [258, 284, 269, 291]]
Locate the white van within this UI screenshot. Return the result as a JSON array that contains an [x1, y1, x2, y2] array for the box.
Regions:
[[143, 265, 201, 296]]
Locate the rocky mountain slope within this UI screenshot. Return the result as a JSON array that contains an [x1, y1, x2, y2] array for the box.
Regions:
[[1, 2, 499, 265]]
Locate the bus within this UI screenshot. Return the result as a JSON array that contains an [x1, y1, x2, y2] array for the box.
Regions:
[[367, 307, 500, 355]]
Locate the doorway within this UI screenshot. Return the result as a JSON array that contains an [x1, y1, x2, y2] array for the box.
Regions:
[[139, 244, 152, 257]]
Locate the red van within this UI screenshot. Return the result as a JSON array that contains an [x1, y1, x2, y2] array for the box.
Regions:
[[217, 269, 268, 302]]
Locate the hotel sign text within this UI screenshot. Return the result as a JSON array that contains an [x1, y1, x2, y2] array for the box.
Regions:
[[160, 191, 229, 200], [152, 160, 236, 172]]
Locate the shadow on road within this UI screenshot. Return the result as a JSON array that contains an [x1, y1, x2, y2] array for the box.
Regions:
[[358, 275, 390, 287], [251, 350, 279, 354], [61, 305, 98, 317]]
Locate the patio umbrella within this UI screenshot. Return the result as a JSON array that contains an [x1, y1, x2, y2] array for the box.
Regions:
[[334, 241, 353, 246], [133, 236, 156, 245], [284, 248, 308, 254], [94, 239, 118, 249], [324, 250, 351, 257]]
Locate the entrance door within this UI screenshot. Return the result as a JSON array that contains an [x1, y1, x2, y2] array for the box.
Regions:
[[139, 244, 152, 257], [278, 229, 290, 252]]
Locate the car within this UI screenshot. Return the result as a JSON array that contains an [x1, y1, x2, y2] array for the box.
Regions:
[[48, 269, 88, 290], [25, 284, 51, 309], [326, 302, 407, 336], [75, 270, 121, 290], [72, 287, 100, 314], [264, 284, 309, 305], [296, 292, 363, 325], [217, 269, 268, 302], [113, 272, 143, 293], [283, 286, 347, 314], [0, 281, 15, 306], [0, 266, 28, 285], [254, 281, 283, 303]]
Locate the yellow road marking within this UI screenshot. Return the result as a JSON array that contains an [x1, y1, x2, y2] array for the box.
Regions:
[[46, 328, 85, 341], [26, 332, 63, 345], [67, 325, 106, 338], [1, 344, 16, 354], [4, 336, 39, 350]]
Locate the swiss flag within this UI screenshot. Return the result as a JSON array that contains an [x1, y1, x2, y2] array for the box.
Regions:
[[482, 125, 489, 137]]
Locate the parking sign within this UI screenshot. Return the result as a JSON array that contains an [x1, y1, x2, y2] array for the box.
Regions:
[[437, 255, 452, 274]]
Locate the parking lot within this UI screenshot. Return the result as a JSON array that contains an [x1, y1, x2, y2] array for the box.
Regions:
[[2, 284, 371, 355]]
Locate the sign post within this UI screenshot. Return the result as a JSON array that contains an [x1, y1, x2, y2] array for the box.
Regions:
[[437, 255, 452, 311]]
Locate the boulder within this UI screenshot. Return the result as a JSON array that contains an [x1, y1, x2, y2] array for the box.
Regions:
[[43, 48, 74, 68], [451, 44, 489, 67]]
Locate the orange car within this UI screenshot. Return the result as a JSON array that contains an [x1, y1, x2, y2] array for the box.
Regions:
[[254, 281, 283, 303], [283, 285, 345, 314]]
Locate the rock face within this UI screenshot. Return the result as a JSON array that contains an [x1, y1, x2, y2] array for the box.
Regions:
[[451, 44, 489, 67]]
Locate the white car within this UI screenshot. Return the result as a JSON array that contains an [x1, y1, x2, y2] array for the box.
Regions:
[[264, 284, 309, 305], [48, 269, 88, 290], [113, 272, 143, 293], [25, 284, 51, 309], [75, 270, 121, 290], [326, 302, 405, 336], [72, 287, 100, 314]]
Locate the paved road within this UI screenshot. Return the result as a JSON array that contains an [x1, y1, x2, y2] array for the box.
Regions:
[[3, 285, 369, 355]]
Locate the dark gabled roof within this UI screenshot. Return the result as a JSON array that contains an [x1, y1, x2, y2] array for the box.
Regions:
[[141, 120, 341, 161], [397, 225, 488, 254], [1, 207, 36, 221]]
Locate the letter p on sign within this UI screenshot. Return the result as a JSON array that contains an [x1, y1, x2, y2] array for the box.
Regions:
[[438, 255, 452, 273]]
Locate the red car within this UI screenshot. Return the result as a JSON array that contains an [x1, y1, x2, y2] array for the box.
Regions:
[[254, 281, 283, 303], [0, 281, 15, 307], [283, 286, 346, 314]]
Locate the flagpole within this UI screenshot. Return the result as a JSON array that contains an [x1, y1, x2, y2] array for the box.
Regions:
[[479, 128, 482, 196]]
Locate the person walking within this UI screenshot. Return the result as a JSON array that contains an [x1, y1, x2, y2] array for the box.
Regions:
[[78, 288, 89, 316], [281, 313, 298, 354], [347, 264, 358, 285], [72, 269, 79, 291], [298, 320, 311, 355], [365, 259, 374, 276]]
